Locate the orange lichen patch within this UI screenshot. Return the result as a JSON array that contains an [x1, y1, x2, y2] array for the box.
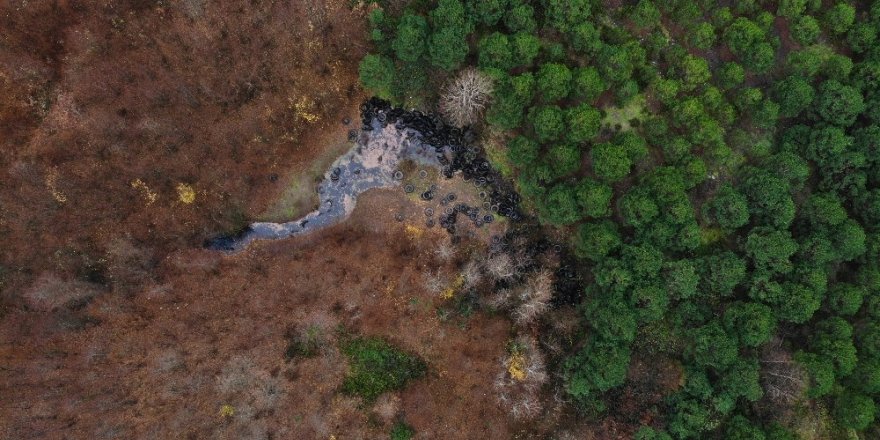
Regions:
[[45, 168, 67, 203], [404, 223, 423, 240], [440, 274, 464, 300], [176, 183, 196, 204], [218, 404, 235, 418], [507, 352, 527, 381], [291, 96, 321, 124], [130, 179, 158, 205]]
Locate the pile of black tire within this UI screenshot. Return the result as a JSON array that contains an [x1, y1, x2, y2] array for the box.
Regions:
[[361, 98, 524, 229]]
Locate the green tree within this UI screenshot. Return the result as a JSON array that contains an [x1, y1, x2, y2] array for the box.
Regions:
[[802, 192, 848, 226], [857, 320, 880, 357], [725, 415, 766, 440], [700, 252, 747, 296], [597, 44, 635, 84], [487, 72, 534, 129], [723, 17, 776, 73], [614, 131, 649, 163], [847, 22, 878, 54], [548, 143, 581, 177], [823, 54, 853, 81], [575, 220, 621, 261], [565, 338, 631, 400], [717, 62, 745, 89], [791, 15, 821, 45], [703, 184, 750, 230], [851, 358, 880, 394], [634, 427, 672, 440], [765, 423, 798, 440], [689, 320, 739, 369], [746, 227, 799, 275], [790, 45, 834, 78], [576, 178, 612, 218], [393, 13, 428, 63], [665, 259, 700, 300], [529, 105, 564, 142], [824, 3, 856, 35], [723, 302, 775, 347], [796, 351, 835, 397], [504, 2, 536, 33], [592, 142, 632, 182], [359, 55, 396, 99], [826, 283, 865, 316], [572, 67, 606, 101], [630, 285, 669, 323], [467, 0, 508, 26], [740, 167, 796, 229], [427, 29, 466, 71], [688, 22, 716, 50], [630, 0, 661, 30], [569, 22, 602, 54], [537, 63, 573, 102], [621, 187, 659, 228], [815, 80, 865, 127], [677, 55, 711, 91], [511, 32, 540, 67], [566, 104, 601, 144], [811, 316, 857, 376], [478, 32, 512, 70], [766, 152, 811, 190], [542, 0, 592, 33], [507, 135, 539, 167], [777, 0, 807, 18], [833, 391, 876, 430], [390, 421, 415, 440], [540, 182, 580, 224], [773, 76, 815, 117]]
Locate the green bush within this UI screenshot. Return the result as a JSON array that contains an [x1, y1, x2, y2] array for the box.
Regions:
[[340, 336, 426, 402]]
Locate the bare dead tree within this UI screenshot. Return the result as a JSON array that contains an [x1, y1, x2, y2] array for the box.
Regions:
[[513, 270, 554, 325], [433, 241, 456, 262], [422, 270, 445, 295], [461, 259, 484, 289], [494, 335, 547, 420], [760, 337, 807, 408], [439, 68, 494, 127], [487, 253, 516, 281]]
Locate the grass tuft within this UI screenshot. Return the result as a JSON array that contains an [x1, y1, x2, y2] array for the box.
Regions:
[[340, 336, 426, 402]]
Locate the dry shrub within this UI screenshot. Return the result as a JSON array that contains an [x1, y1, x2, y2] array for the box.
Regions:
[[513, 270, 553, 325], [461, 259, 484, 289], [22, 272, 100, 312], [433, 241, 456, 263], [494, 335, 548, 420], [216, 355, 283, 418], [105, 236, 155, 294], [486, 252, 515, 281], [371, 394, 402, 424], [422, 270, 446, 295], [439, 68, 494, 127]]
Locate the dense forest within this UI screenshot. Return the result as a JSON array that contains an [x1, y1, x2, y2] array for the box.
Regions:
[[358, 0, 880, 438]]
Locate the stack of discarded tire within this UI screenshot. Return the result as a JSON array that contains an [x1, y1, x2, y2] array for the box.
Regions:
[[362, 98, 524, 230]]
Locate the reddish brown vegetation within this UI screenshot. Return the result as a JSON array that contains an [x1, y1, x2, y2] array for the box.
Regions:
[[0, 0, 366, 296], [1, 189, 517, 438]]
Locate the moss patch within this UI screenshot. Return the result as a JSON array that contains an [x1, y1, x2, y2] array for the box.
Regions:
[[340, 336, 426, 402]]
